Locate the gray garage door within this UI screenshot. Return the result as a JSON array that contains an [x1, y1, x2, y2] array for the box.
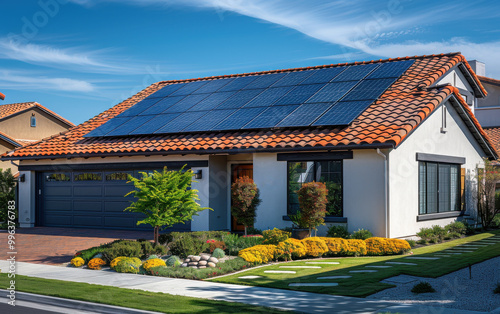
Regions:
[[38, 169, 190, 231]]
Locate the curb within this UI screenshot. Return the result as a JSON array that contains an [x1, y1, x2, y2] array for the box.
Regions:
[[0, 289, 162, 314]]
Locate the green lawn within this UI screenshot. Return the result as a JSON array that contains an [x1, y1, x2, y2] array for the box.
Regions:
[[210, 230, 500, 297], [0, 274, 288, 314]]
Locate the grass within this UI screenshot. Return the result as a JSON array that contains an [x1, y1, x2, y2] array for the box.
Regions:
[[1, 274, 287, 313], [210, 230, 500, 297]]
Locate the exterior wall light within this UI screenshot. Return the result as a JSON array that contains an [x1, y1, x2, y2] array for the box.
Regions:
[[19, 174, 25, 182], [194, 170, 203, 179]]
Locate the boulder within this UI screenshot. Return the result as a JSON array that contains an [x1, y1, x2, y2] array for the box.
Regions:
[[198, 261, 207, 266], [191, 256, 201, 262], [207, 262, 216, 268], [188, 262, 198, 267], [184, 258, 191, 263], [208, 257, 219, 264], [200, 253, 211, 261], [198, 266, 207, 269], [181, 263, 188, 267]]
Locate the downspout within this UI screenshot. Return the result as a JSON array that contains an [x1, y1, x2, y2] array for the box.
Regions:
[[376, 149, 389, 238], [10, 160, 19, 168]]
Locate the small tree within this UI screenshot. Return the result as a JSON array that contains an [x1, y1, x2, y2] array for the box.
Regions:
[[476, 159, 500, 229], [297, 181, 328, 237], [231, 176, 261, 235], [0, 169, 16, 225], [125, 166, 209, 244]]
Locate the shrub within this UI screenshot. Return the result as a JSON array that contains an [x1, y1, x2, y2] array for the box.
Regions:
[[139, 240, 167, 258], [416, 227, 434, 243], [445, 221, 466, 235], [110, 256, 128, 270], [212, 248, 225, 259], [0, 169, 16, 228], [406, 239, 417, 248], [297, 182, 328, 233], [432, 225, 447, 242], [142, 258, 166, 271], [411, 281, 436, 294], [70, 257, 85, 267], [365, 237, 410, 255], [246, 227, 263, 235], [326, 225, 350, 239], [350, 229, 373, 240], [301, 237, 328, 257], [223, 233, 264, 256], [276, 238, 307, 260], [169, 236, 209, 258], [238, 245, 276, 264], [114, 257, 142, 273], [166, 255, 182, 267], [164, 231, 228, 244], [75, 244, 110, 263], [207, 239, 226, 253], [231, 176, 261, 235], [147, 255, 158, 260], [87, 258, 106, 270], [262, 228, 291, 245], [494, 282, 500, 294], [445, 231, 462, 240], [463, 221, 477, 235], [344, 239, 367, 256], [493, 214, 500, 228], [102, 241, 142, 262], [321, 237, 348, 256]]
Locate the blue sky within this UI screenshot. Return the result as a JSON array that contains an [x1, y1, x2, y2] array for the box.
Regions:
[[1, 0, 500, 125]]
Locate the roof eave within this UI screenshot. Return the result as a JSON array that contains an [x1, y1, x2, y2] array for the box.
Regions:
[[457, 63, 488, 98]]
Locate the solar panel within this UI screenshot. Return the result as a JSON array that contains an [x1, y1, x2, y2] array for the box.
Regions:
[[312, 100, 373, 126], [273, 84, 325, 105], [155, 111, 208, 134], [277, 103, 333, 127], [332, 63, 379, 82], [242, 73, 287, 89], [366, 60, 414, 79], [243, 86, 294, 108], [342, 78, 396, 101], [129, 113, 180, 135], [117, 98, 162, 117], [162, 94, 210, 113], [212, 107, 267, 131], [170, 80, 210, 96], [305, 81, 358, 103], [146, 83, 187, 99], [187, 91, 236, 112], [272, 70, 315, 87], [183, 109, 237, 132], [243, 105, 299, 129], [137, 96, 185, 116], [216, 89, 264, 110], [84, 117, 132, 137], [106, 116, 154, 136], [192, 78, 234, 94], [300, 67, 346, 85], [218, 76, 258, 91]]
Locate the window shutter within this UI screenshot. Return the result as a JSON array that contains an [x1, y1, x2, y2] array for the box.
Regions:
[[460, 168, 465, 210]]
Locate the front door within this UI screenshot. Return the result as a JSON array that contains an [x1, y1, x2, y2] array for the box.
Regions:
[[231, 164, 253, 231]]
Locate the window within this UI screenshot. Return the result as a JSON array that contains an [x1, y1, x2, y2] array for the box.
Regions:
[[30, 114, 36, 127], [106, 172, 132, 181], [287, 160, 343, 217], [74, 172, 102, 181], [45, 173, 71, 182], [419, 162, 460, 214]]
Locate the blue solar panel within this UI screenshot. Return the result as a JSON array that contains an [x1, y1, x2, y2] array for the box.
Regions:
[[170, 80, 210, 96], [306, 81, 358, 103], [218, 76, 258, 91], [84, 117, 132, 137], [155, 111, 208, 134], [242, 73, 287, 89], [312, 100, 373, 126], [277, 103, 333, 127], [243, 86, 294, 108], [332, 63, 379, 81], [146, 83, 187, 99], [366, 60, 414, 79], [138, 96, 184, 116], [300, 67, 346, 85], [129, 114, 180, 135], [162, 94, 210, 113], [273, 84, 324, 105], [216, 89, 264, 110], [106, 116, 154, 136], [187, 91, 236, 112], [183, 109, 237, 132], [272, 70, 315, 87], [212, 107, 267, 131], [117, 98, 162, 117], [342, 78, 396, 101], [243, 105, 299, 129], [192, 78, 234, 94]]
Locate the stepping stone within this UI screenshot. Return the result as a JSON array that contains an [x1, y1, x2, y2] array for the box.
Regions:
[[349, 270, 378, 273], [386, 262, 417, 266], [405, 257, 440, 260], [459, 245, 487, 247], [433, 254, 451, 257], [289, 283, 338, 287], [365, 265, 392, 269], [317, 276, 352, 280], [279, 266, 321, 269], [306, 262, 340, 265], [445, 250, 474, 253], [477, 242, 497, 245], [440, 252, 462, 255], [264, 270, 296, 274], [238, 276, 262, 279]]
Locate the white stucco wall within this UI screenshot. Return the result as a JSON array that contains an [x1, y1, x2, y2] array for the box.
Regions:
[[18, 170, 35, 228], [389, 100, 486, 238], [191, 166, 210, 231]]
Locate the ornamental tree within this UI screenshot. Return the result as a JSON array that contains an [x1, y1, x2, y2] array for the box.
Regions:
[[297, 181, 328, 237], [476, 159, 500, 229], [231, 176, 261, 235], [125, 166, 210, 244]]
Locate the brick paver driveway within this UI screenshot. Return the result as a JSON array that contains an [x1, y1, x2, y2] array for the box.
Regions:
[[0, 227, 152, 265]]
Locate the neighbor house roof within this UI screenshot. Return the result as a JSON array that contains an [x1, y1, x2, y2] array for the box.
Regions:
[[0, 102, 74, 127], [0, 131, 22, 148], [484, 127, 500, 153], [3, 52, 497, 160], [478, 76, 500, 87]]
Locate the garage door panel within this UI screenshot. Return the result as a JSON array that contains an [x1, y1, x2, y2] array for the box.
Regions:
[[73, 186, 102, 197], [73, 216, 103, 227], [104, 201, 132, 212], [105, 185, 135, 197], [43, 200, 72, 211], [104, 216, 138, 228], [44, 186, 72, 197], [73, 201, 102, 212], [44, 214, 72, 226]]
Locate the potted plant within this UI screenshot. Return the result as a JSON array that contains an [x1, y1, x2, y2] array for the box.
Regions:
[[289, 211, 310, 240], [293, 181, 328, 239]]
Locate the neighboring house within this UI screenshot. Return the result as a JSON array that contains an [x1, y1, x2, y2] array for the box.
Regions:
[[0, 102, 74, 175], [3, 53, 497, 238]]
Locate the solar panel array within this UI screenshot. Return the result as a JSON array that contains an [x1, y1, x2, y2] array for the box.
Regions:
[[85, 60, 414, 137]]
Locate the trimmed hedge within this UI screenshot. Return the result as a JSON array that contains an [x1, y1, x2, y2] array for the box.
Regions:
[[301, 237, 329, 257], [238, 245, 277, 264], [365, 237, 410, 255]]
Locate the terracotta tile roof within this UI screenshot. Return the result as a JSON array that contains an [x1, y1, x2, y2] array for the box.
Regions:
[[0, 92, 5, 101], [3, 53, 497, 160], [0, 131, 22, 147], [478, 75, 500, 87], [0, 102, 74, 127], [484, 127, 500, 153]]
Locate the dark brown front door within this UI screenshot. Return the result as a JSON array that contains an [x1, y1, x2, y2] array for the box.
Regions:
[[231, 164, 253, 231]]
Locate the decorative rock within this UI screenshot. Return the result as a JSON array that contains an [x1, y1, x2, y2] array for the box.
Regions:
[[181, 263, 188, 267], [208, 257, 219, 264], [198, 261, 208, 266], [200, 254, 211, 261], [207, 262, 216, 268], [198, 266, 207, 269], [190, 266, 197, 269], [188, 262, 198, 267], [184, 258, 191, 263], [191, 256, 201, 262]]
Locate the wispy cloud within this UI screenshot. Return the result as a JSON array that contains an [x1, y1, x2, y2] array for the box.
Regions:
[[0, 71, 95, 92]]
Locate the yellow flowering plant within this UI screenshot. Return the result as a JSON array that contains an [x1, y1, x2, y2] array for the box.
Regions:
[[276, 238, 307, 260], [70, 257, 85, 267], [87, 258, 106, 270], [142, 258, 166, 271], [320, 237, 348, 256], [239, 245, 277, 264], [344, 239, 367, 256], [110, 256, 128, 270], [301, 237, 328, 257]]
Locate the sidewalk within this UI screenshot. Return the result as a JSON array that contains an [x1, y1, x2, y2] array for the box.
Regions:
[[0, 261, 489, 314]]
